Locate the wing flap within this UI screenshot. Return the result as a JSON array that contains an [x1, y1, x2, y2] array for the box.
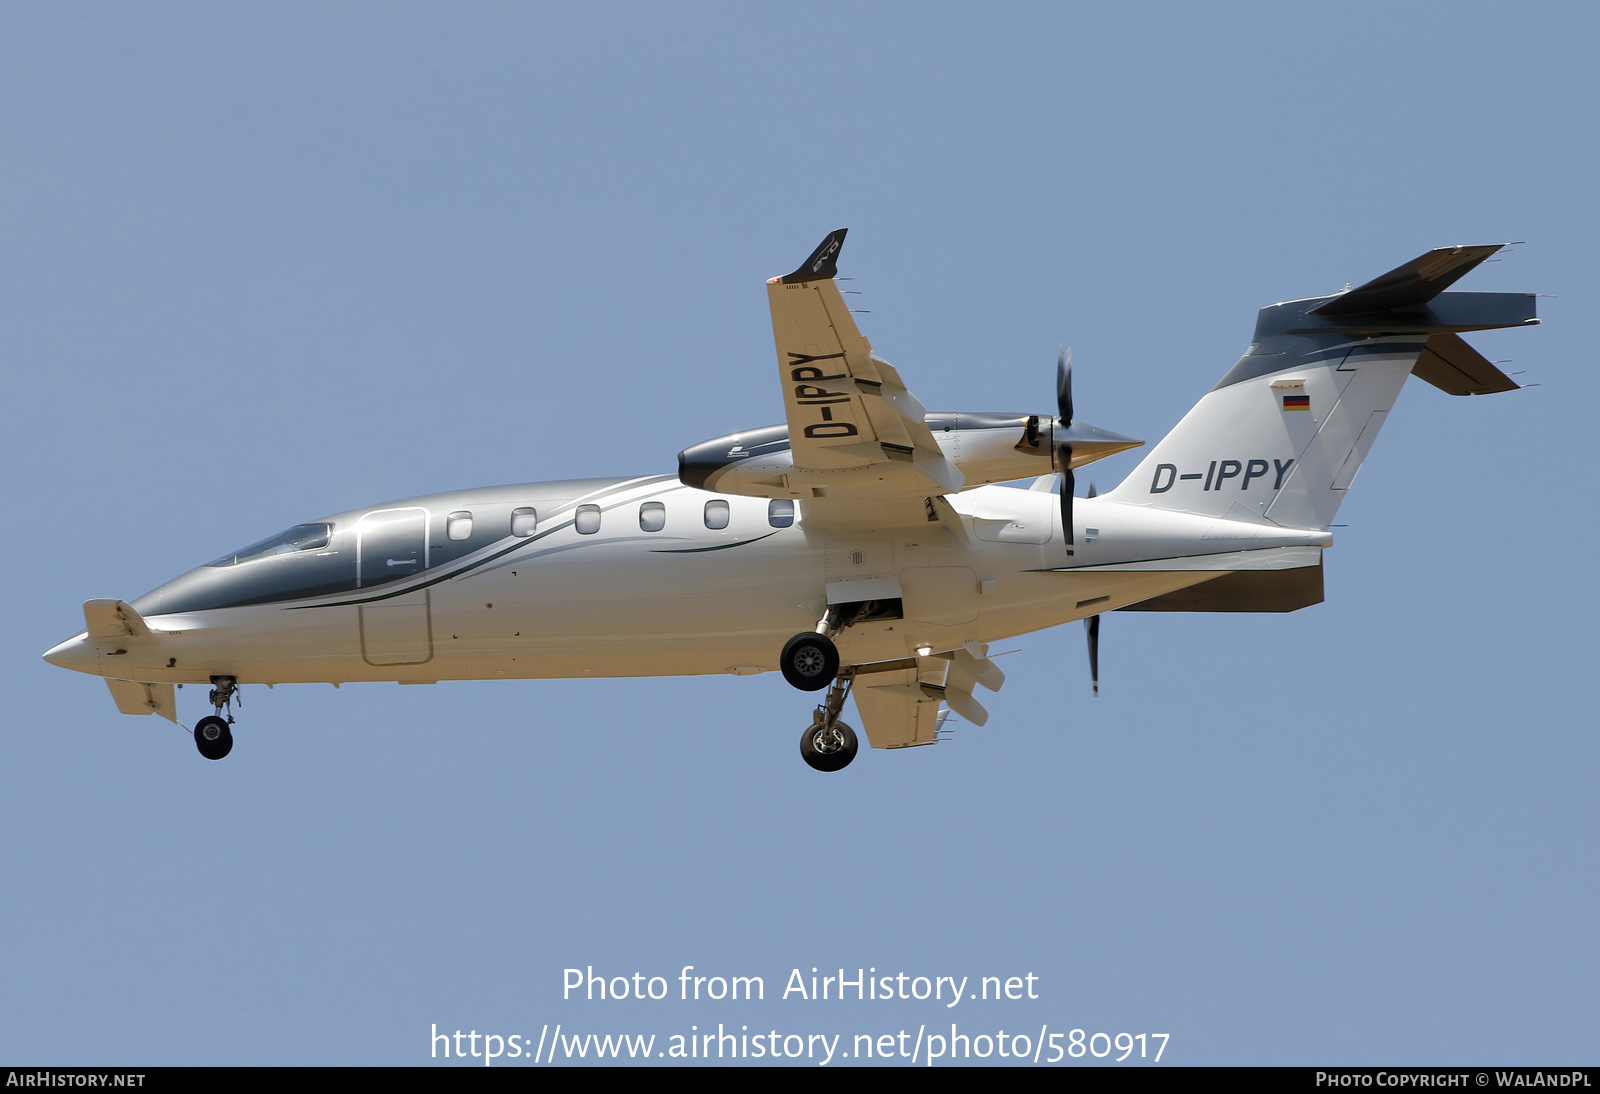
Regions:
[[851, 656, 950, 748]]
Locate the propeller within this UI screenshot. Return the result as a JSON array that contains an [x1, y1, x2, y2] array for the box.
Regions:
[[1083, 480, 1100, 696], [1034, 348, 1131, 694], [1055, 348, 1075, 547]]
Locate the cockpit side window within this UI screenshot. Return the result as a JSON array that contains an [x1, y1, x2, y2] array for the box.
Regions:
[[207, 523, 332, 567]]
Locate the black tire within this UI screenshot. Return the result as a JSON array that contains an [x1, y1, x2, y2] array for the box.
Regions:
[[779, 632, 839, 691], [194, 716, 233, 761], [800, 720, 858, 772]]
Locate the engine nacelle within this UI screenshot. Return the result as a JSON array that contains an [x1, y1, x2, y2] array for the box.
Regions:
[[679, 413, 1141, 498]]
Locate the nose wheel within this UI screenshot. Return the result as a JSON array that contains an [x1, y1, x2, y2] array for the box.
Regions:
[[194, 716, 233, 760], [193, 675, 240, 761]]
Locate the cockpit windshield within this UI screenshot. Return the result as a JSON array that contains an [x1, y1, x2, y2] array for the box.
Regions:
[[207, 523, 333, 567]]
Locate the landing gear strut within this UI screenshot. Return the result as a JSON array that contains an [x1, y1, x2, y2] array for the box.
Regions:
[[194, 675, 239, 761], [799, 674, 858, 772]]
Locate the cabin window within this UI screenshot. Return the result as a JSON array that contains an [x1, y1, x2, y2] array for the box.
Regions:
[[575, 504, 601, 535], [446, 511, 473, 541], [510, 507, 538, 537], [639, 501, 666, 532], [207, 523, 332, 566], [768, 499, 794, 528], [703, 500, 730, 530]]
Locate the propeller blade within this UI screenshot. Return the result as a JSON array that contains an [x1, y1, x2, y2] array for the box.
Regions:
[[1054, 347, 1077, 545], [1085, 613, 1100, 696], [1059, 461, 1074, 546], [1056, 346, 1073, 424]]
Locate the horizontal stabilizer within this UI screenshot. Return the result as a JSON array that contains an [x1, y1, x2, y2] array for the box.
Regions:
[[1412, 332, 1519, 396], [1310, 245, 1504, 315]]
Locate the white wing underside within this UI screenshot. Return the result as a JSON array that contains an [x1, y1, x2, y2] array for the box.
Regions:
[[851, 649, 1004, 749]]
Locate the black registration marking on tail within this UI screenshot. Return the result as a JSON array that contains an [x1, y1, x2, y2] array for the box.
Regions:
[[1152, 459, 1295, 492]]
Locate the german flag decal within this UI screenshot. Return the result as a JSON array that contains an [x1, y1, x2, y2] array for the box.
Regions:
[[1282, 394, 1311, 411]]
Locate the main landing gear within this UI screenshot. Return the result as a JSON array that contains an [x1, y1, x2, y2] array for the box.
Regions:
[[780, 631, 839, 692], [782, 612, 857, 772], [799, 674, 858, 772], [193, 675, 238, 761]]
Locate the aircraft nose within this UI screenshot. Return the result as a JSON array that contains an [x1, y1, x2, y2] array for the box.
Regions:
[[42, 633, 98, 675]]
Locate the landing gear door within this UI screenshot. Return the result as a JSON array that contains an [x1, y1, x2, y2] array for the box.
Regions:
[[357, 507, 429, 588]]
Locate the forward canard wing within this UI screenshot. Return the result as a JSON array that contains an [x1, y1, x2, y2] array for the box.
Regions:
[[766, 229, 966, 530], [82, 600, 179, 722]]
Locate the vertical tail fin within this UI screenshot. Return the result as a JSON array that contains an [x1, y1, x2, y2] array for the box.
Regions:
[[1105, 247, 1536, 530]]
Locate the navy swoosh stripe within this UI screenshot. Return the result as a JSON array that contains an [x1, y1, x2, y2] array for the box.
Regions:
[[649, 531, 779, 554], [292, 518, 578, 608], [287, 477, 678, 609]]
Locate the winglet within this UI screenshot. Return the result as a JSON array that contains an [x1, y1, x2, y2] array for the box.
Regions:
[[1309, 244, 1505, 315], [776, 228, 847, 283]]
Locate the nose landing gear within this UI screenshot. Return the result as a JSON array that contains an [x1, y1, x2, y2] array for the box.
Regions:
[[193, 716, 232, 760], [193, 675, 239, 761]]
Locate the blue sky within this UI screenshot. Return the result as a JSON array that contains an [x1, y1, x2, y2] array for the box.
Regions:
[[3, 2, 1596, 1066]]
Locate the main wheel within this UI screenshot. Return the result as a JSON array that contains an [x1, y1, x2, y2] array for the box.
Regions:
[[194, 716, 233, 761], [800, 720, 858, 772], [780, 632, 839, 692]]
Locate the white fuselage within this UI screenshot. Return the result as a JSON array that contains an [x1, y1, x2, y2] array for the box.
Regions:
[[44, 474, 1329, 688]]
